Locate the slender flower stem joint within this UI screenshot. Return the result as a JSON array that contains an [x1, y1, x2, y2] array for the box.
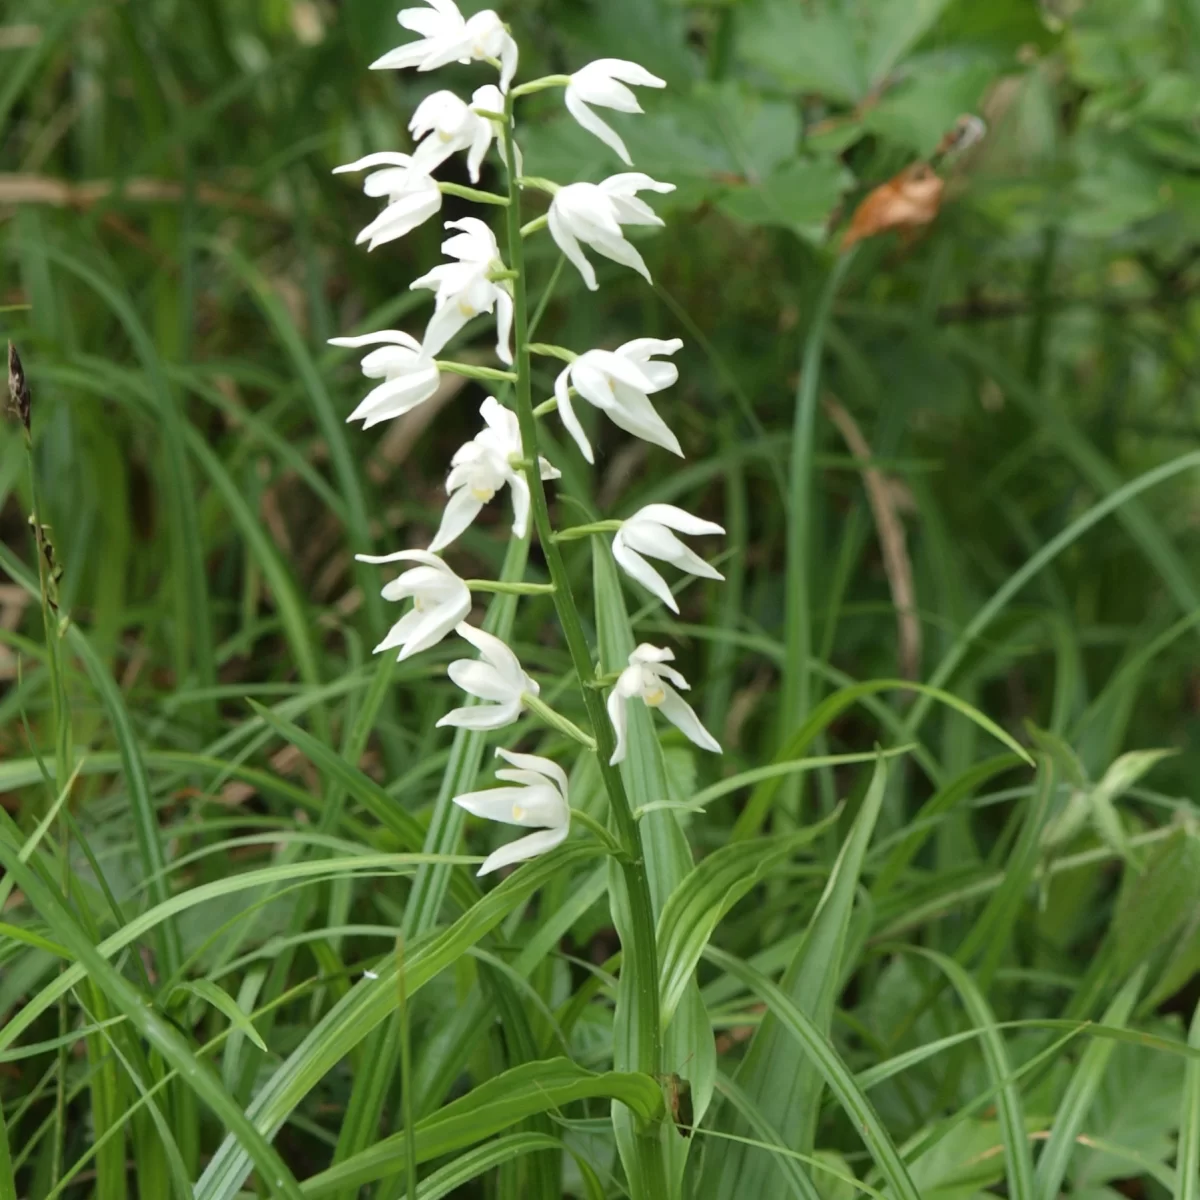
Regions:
[[526, 342, 578, 362], [437, 181, 510, 206], [523, 693, 598, 750], [434, 360, 518, 382], [554, 520, 623, 542], [510, 73, 571, 98], [501, 90, 666, 1171], [464, 579, 556, 595], [520, 214, 550, 238]]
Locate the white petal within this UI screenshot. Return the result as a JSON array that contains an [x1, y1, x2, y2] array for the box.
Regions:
[[631, 643, 674, 666], [348, 372, 439, 427], [508, 472, 531, 539], [453, 785, 534, 824], [370, 44, 430, 71], [495, 747, 569, 798], [394, 597, 470, 660], [333, 152, 416, 175], [476, 825, 568, 876], [456, 622, 528, 692], [601, 171, 675, 197], [421, 301, 474, 359], [658, 684, 722, 754], [329, 329, 422, 351], [585, 228, 653, 283], [495, 289, 514, 366], [607, 687, 629, 766], [437, 698, 522, 731], [612, 537, 678, 612], [548, 205, 597, 291], [448, 659, 512, 701], [356, 548, 446, 567], [624, 521, 723, 580], [429, 488, 484, 552], [588, 58, 666, 90], [565, 90, 632, 165], [632, 502, 723, 537], [554, 373, 593, 463], [497, 35, 519, 92], [604, 383, 682, 456]]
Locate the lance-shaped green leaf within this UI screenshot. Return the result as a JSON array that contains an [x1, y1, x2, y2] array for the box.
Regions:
[[298, 1059, 663, 1196]]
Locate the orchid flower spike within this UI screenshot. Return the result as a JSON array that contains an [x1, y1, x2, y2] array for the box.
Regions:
[[372, 0, 518, 92], [554, 338, 683, 460], [612, 504, 725, 612], [356, 550, 471, 660], [334, 153, 441, 249], [431, 396, 560, 552], [608, 644, 721, 765], [438, 623, 538, 731], [548, 173, 675, 291], [410, 86, 504, 182], [328, 331, 440, 428], [412, 217, 514, 363], [453, 747, 570, 875], [565, 59, 666, 165]]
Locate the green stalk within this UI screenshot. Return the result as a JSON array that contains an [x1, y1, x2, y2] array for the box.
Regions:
[[501, 96, 667, 1196], [780, 252, 854, 751]]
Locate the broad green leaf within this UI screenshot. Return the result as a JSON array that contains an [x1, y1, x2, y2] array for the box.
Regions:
[[862, 0, 954, 84], [1113, 827, 1200, 976], [195, 845, 601, 1200], [709, 759, 889, 1198], [1035, 969, 1144, 1200], [704, 946, 920, 1200], [411, 1134, 604, 1200], [299, 1059, 662, 1196], [657, 820, 836, 1028], [908, 950, 1034, 1200], [736, 0, 864, 102], [716, 159, 852, 243]]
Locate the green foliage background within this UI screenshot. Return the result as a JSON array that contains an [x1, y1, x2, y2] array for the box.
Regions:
[[3, 0, 1200, 1196]]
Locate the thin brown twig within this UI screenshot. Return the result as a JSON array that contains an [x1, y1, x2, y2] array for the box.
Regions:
[[823, 396, 921, 681]]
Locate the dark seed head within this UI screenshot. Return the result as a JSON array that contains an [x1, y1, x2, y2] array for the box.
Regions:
[[7, 342, 31, 433]]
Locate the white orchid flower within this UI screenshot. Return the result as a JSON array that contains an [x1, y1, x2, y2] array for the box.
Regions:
[[565, 59, 666, 165], [438, 622, 538, 731], [412, 217, 514, 363], [431, 396, 560, 552], [328, 331, 440, 428], [548, 173, 675, 291], [334, 153, 442, 250], [409, 86, 503, 182], [607, 644, 720, 765], [612, 504, 724, 612], [372, 0, 518, 92], [554, 337, 683, 460], [453, 747, 570, 875], [355, 550, 471, 660]]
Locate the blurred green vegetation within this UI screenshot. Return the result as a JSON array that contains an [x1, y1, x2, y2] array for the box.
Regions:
[[3, 0, 1200, 1196]]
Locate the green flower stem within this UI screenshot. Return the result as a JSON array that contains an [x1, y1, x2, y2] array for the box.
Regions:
[[502, 94, 667, 1194], [554, 521, 622, 542], [510, 74, 571, 98], [436, 181, 509, 206], [434, 361, 518, 382], [518, 176, 561, 195], [522, 693, 597, 751], [465, 579, 555, 596], [526, 342, 578, 362], [532, 397, 558, 417], [521, 214, 549, 238], [570, 809, 627, 860]]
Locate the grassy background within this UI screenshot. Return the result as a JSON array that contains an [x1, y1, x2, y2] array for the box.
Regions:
[[3, 0, 1200, 1196]]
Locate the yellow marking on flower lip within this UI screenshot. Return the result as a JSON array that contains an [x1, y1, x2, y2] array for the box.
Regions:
[[644, 685, 666, 708], [439, 130, 453, 142], [470, 484, 496, 502], [512, 804, 525, 820], [458, 300, 477, 316]]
